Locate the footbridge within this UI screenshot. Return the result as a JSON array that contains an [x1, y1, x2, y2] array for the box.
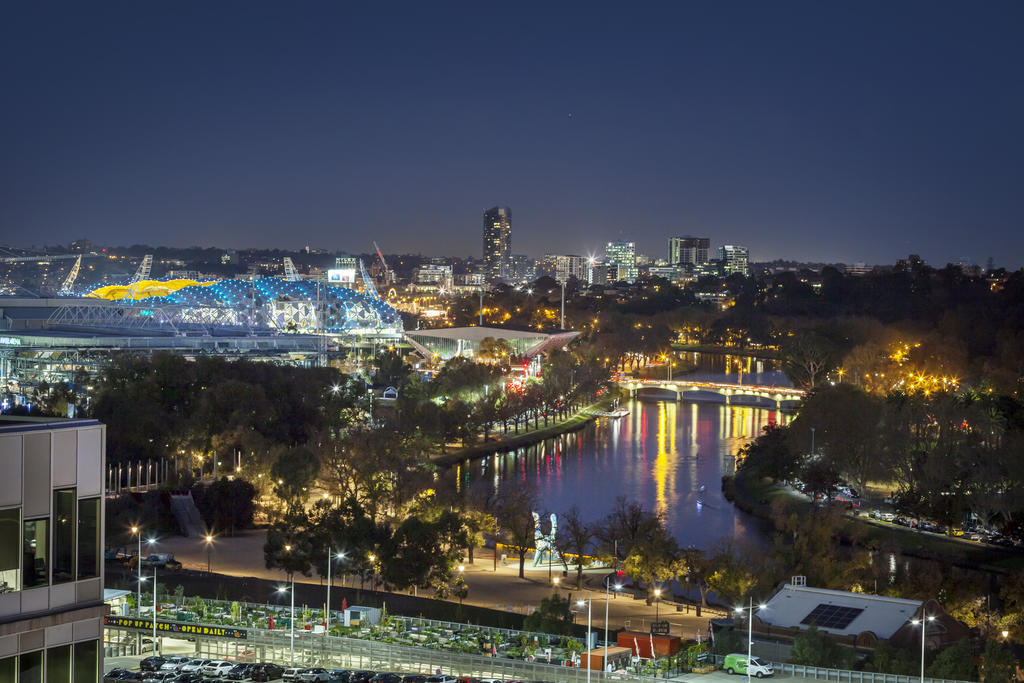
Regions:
[[615, 378, 805, 410]]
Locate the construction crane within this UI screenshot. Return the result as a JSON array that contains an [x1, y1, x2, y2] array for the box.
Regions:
[[372, 241, 391, 284], [283, 257, 300, 281], [358, 259, 379, 299], [124, 254, 152, 300], [58, 256, 82, 295]]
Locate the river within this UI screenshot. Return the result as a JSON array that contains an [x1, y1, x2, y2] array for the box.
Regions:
[[451, 353, 792, 550]]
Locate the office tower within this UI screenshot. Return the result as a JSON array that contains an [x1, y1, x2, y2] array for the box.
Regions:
[[482, 207, 512, 282], [604, 240, 638, 283], [720, 245, 749, 276], [668, 237, 710, 266], [0, 417, 106, 683], [540, 254, 586, 283]]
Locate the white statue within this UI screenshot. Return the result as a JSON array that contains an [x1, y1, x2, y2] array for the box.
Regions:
[[531, 512, 559, 567]]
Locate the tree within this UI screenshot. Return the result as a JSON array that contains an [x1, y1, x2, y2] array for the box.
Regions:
[[926, 639, 977, 681], [863, 642, 918, 676], [980, 640, 1016, 683], [496, 484, 538, 579], [598, 497, 665, 563], [523, 595, 576, 636], [790, 624, 855, 669], [270, 447, 318, 504], [737, 424, 800, 482], [706, 544, 760, 606], [782, 331, 836, 390], [556, 506, 594, 589]]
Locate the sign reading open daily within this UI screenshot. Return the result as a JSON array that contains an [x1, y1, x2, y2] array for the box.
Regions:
[[103, 615, 248, 640]]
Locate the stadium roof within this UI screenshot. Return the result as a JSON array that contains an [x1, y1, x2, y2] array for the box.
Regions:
[[405, 326, 578, 359]]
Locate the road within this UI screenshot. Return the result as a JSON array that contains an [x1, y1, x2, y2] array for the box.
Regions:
[[154, 530, 721, 639]]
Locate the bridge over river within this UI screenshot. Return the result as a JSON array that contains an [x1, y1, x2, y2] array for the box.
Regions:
[[615, 377, 805, 411]]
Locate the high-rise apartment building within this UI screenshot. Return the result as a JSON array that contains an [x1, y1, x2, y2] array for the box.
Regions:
[[720, 245, 750, 276], [507, 254, 534, 284], [482, 207, 512, 282], [668, 237, 710, 266], [0, 417, 106, 683], [540, 254, 586, 283], [604, 241, 638, 283]]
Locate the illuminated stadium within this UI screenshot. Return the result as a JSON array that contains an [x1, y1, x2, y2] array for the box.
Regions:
[[83, 278, 403, 335], [0, 277, 403, 391]]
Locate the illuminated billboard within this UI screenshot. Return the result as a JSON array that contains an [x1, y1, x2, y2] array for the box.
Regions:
[[327, 269, 356, 284]]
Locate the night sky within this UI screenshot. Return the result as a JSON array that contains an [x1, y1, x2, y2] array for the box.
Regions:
[[3, 2, 1023, 266]]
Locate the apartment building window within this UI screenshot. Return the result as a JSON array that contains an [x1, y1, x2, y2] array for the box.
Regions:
[[53, 489, 76, 584], [0, 655, 14, 683], [20, 650, 42, 683], [73, 641, 99, 683], [78, 498, 100, 580], [0, 507, 19, 592], [23, 519, 49, 589], [46, 645, 71, 683]]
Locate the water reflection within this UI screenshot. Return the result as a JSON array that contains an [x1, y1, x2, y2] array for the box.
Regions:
[[455, 399, 789, 549]]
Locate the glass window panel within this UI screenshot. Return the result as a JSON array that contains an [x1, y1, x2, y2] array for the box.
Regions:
[[46, 645, 71, 683], [23, 519, 49, 589], [72, 641, 98, 683], [77, 498, 100, 580], [0, 656, 15, 683], [0, 508, 20, 592], [20, 650, 42, 683], [53, 489, 75, 584]]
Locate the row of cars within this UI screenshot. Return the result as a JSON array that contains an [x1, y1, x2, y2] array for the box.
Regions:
[[107, 658, 537, 683], [865, 511, 1021, 546]]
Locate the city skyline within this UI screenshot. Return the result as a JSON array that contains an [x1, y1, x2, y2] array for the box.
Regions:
[[3, 2, 1024, 267]]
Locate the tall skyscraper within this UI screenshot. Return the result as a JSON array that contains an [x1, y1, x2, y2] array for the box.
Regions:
[[482, 207, 512, 282], [720, 245, 749, 276], [668, 237, 710, 266], [604, 240, 638, 283]]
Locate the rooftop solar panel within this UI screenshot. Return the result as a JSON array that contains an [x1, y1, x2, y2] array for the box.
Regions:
[[800, 604, 865, 630]]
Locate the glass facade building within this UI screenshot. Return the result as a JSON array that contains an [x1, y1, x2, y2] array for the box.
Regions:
[[0, 418, 106, 683]]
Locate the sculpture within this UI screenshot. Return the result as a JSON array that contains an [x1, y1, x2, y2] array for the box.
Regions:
[[531, 512, 559, 567]]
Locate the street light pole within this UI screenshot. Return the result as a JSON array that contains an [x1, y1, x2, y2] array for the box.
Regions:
[[577, 598, 592, 683], [152, 564, 158, 656], [605, 582, 621, 673], [654, 587, 661, 622], [204, 535, 213, 573], [912, 614, 935, 683], [734, 599, 767, 680], [131, 526, 141, 616], [290, 574, 295, 666]]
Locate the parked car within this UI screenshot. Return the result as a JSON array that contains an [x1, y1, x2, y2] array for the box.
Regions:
[[368, 675, 401, 683], [425, 677, 457, 683], [226, 663, 256, 680], [141, 657, 169, 672], [140, 553, 182, 570], [723, 653, 773, 678], [455, 678, 481, 683], [142, 674, 174, 683], [169, 675, 204, 683], [250, 664, 285, 682], [104, 670, 134, 682], [400, 676, 426, 683], [300, 669, 332, 683], [347, 673, 375, 683], [201, 661, 235, 678], [161, 657, 193, 673], [283, 668, 306, 682], [180, 660, 211, 674], [328, 672, 354, 683]]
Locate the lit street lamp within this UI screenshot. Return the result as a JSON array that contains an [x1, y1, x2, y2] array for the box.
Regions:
[[204, 534, 214, 573], [277, 580, 296, 666], [604, 581, 622, 673], [735, 599, 767, 681], [577, 598, 592, 683], [131, 526, 142, 615], [654, 587, 662, 622], [326, 549, 345, 635], [911, 614, 936, 683]]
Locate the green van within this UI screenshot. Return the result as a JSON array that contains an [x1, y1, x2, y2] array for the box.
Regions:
[[724, 653, 774, 677]]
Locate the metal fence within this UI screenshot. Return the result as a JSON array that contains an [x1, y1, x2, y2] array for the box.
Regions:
[[712, 655, 976, 683]]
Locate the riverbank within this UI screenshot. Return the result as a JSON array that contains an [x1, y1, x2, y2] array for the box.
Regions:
[[723, 472, 1024, 573], [431, 399, 609, 466], [671, 343, 782, 360]]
